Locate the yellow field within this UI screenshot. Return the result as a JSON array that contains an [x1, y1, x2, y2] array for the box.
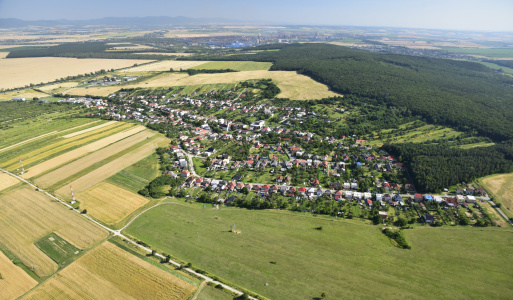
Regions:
[[64, 85, 126, 97], [23, 242, 196, 300], [57, 136, 169, 195], [0, 250, 37, 300], [35, 130, 155, 187], [38, 81, 79, 94], [483, 173, 513, 216], [134, 52, 195, 56], [24, 124, 142, 178], [0, 52, 8, 59], [122, 60, 207, 72], [77, 182, 149, 225], [0, 89, 49, 101], [62, 121, 117, 138], [0, 172, 20, 192], [0, 186, 108, 277], [4, 122, 130, 170], [0, 57, 154, 90]]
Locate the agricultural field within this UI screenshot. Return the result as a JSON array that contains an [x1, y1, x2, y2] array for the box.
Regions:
[[121, 60, 208, 72], [106, 153, 160, 193], [190, 61, 273, 71], [34, 233, 80, 265], [76, 182, 149, 225], [38, 81, 79, 94], [0, 250, 38, 300], [23, 241, 197, 300], [0, 172, 20, 192], [133, 52, 195, 56], [482, 173, 513, 218], [125, 200, 513, 299], [55, 135, 169, 196], [0, 89, 50, 101], [70, 70, 341, 99], [0, 57, 154, 90], [61, 121, 117, 138], [0, 185, 108, 277], [33, 128, 153, 187]]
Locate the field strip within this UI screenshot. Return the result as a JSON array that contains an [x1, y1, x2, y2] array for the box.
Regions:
[[56, 119, 102, 133], [23, 241, 196, 300], [35, 130, 155, 187], [0, 250, 38, 300], [60, 136, 168, 194], [62, 121, 117, 138], [1, 122, 129, 168], [23, 125, 144, 178], [0, 172, 20, 192], [0, 131, 58, 153], [0, 186, 108, 277]]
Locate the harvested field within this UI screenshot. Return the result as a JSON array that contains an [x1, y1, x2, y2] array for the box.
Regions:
[[24, 124, 143, 178], [0, 186, 108, 277], [0, 172, 20, 191], [77, 182, 149, 225], [57, 136, 168, 194], [38, 81, 79, 94], [0, 250, 37, 300], [35, 130, 154, 187], [122, 60, 207, 72], [0, 57, 154, 90], [23, 242, 196, 300], [0, 89, 49, 101], [0, 52, 8, 59], [62, 121, 117, 138], [64, 86, 125, 97]]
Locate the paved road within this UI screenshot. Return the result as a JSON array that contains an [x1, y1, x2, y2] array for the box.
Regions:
[[0, 167, 257, 299]]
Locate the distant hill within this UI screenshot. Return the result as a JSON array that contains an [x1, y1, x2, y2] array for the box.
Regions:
[[0, 16, 247, 28]]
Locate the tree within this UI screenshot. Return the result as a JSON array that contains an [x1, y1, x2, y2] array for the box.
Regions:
[[81, 209, 87, 214], [321, 292, 326, 298]]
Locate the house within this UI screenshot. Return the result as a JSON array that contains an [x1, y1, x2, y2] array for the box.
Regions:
[[423, 214, 435, 224], [433, 195, 444, 203], [330, 182, 342, 189], [466, 195, 476, 203], [344, 190, 352, 199], [334, 190, 344, 200], [378, 211, 388, 220], [343, 182, 350, 189], [393, 193, 403, 202], [424, 194, 433, 202], [232, 175, 242, 181], [414, 193, 423, 202], [298, 187, 306, 195], [445, 197, 459, 207], [376, 193, 383, 201], [351, 182, 358, 190], [181, 170, 190, 177], [353, 192, 362, 200]]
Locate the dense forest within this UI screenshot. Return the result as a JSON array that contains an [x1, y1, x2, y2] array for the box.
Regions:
[[182, 43, 513, 142]]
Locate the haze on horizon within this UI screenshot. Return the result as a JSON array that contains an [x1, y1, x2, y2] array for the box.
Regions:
[[0, 0, 512, 32]]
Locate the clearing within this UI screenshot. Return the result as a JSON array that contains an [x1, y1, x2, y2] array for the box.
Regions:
[[0, 186, 108, 277], [23, 241, 196, 300], [0, 250, 37, 300], [0, 57, 154, 90], [126, 200, 513, 299], [77, 182, 149, 225]]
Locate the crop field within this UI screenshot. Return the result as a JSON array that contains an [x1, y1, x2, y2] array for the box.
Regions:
[[0, 172, 20, 191], [0, 52, 9, 59], [61, 120, 117, 138], [121, 60, 208, 72], [0, 57, 154, 90], [0, 250, 38, 300], [34, 129, 154, 187], [106, 153, 160, 193], [21, 124, 140, 178], [77, 182, 149, 225], [0, 186, 108, 277], [0, 89, 50, 101], [190, 61, 273, 71], [38, 81, 79, 94], [125, 200, 513, 299], [23, 241, 196, 300], [71, 70, 341, 99], [482, 173, 513, 218], [56, 136, 169, 195]]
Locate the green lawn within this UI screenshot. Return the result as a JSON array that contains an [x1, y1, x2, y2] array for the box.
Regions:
[[34, 233, 79, 265], [191, 61, 273, 71], [125, 199, 513, 299]]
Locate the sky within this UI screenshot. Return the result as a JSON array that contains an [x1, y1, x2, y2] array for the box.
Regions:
[[0, 0, 512, 31]]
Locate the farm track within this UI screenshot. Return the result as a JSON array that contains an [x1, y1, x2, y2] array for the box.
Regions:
[[0, 167, 258, 299]]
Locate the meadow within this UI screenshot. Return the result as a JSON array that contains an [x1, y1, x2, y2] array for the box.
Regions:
[[0, 186, 108, 277], [0, 251, 37, 300], [125, 200, 513, 299], [23, 241, 197, 300], [0, 57, 154, 89]]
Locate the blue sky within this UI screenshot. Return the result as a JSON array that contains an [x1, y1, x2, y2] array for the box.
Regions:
[[0, 0, 512, 31]]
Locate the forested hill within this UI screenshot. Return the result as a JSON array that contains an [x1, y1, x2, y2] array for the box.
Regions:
[[184, 43, 513, 142]]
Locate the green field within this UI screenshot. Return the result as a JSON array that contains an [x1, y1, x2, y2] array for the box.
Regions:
[[478, 61, 513, 75], [191, 61, 273, 71], [34, 233, 80, 265], [106, 153, 160, 193], [125, 199, 513, 299], [197, 284, 233, 300], [441, 47, 513, 59]]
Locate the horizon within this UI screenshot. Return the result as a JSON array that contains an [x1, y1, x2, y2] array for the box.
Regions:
[[0, 0, 512, 32]]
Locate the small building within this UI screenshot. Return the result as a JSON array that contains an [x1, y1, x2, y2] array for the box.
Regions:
[[378, 211, 388, 220], [423, 214, 435, 224], [466, 195, 476, 203]]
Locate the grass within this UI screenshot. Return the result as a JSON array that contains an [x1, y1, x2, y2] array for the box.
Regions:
[[125, 198, 513, 299], [190, 61, 273, 71], [369, 122, 463, 146], [197, 284, 233, 300], [34, 233, 80, 265]]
